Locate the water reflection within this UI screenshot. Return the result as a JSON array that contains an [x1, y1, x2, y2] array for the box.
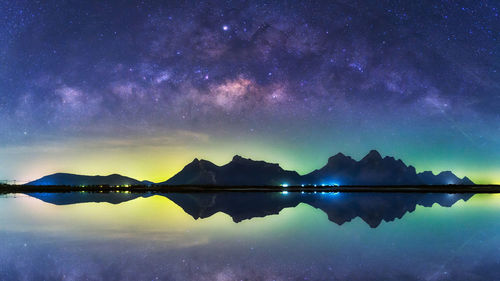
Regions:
[[28, 192, 473, 227], [1, 192, 499, 280]]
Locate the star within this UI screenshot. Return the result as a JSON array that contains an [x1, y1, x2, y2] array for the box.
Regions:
[[0, 0, 498, 184]]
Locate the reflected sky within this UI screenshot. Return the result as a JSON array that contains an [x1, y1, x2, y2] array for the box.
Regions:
[[0, 193, 499, 280]]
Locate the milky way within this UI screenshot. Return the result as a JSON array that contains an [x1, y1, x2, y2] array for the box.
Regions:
[[0, 0, 499, 183]]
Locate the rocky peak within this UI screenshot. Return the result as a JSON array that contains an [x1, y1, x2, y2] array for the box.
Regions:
[[361, 150, 383, 162]]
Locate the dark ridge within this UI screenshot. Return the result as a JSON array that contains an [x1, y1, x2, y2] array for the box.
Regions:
[[26, 173, 142, 186], [25, 151, 476, 187]]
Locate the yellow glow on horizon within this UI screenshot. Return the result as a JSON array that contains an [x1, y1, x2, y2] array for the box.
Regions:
[[0, 194, 332, 245], [10, 134, 303, 183], [1, 132, 498, 184]]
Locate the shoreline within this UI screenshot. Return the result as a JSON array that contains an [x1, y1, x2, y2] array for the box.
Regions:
[[1, 184, 500, 194]]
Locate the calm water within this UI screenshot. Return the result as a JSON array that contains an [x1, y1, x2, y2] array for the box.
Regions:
[[0, 192, 499, 281]]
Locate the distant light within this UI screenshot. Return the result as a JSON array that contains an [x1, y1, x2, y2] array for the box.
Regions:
[[301, 191, 305, 194], [281, 183, 289, 187], [222, 25, 229, 31], [301, 184, 304, 187], [281, 191, 289, 195]]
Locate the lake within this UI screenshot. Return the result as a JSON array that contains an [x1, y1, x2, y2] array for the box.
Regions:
[[0, 192, 499, 280]]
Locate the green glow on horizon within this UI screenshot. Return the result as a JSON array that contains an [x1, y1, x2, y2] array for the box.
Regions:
[[0, 130, 498, 184]]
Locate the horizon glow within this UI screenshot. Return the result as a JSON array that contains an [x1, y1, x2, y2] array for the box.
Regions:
[[0, 1, 499, 184]]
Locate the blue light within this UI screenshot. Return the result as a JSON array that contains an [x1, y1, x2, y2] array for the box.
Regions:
[[281, 191, 289, 195], [281, 183, 289, 187]]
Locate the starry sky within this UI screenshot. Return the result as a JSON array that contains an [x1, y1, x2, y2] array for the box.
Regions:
[[0, 0, 499, 183]]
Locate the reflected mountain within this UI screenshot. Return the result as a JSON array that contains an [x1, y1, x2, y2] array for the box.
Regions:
[[26, 192, 151, 205], [28, 192, 473, 228], [165, 192, 474, 227]]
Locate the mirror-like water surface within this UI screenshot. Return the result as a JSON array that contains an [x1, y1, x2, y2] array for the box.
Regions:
[[0, 192, 499, 280]]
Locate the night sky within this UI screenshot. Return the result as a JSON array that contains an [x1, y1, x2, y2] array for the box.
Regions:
[[1, 0, 499, 183]]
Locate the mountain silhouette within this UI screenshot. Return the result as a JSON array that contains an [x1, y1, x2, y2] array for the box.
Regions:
[[417, 171, 474, 185], [164, 150, 473, 186], [163, 155, 301, 186], [27, 173, 142, 186], [141, 180, 155, 186], [304, 150, 422, 185], [28, 192, 474, 228], [27, 150, 474, 186]]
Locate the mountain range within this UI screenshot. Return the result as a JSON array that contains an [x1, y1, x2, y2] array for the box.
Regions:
[[27, 173, 143, 186], [26, 150, 474, 186]]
